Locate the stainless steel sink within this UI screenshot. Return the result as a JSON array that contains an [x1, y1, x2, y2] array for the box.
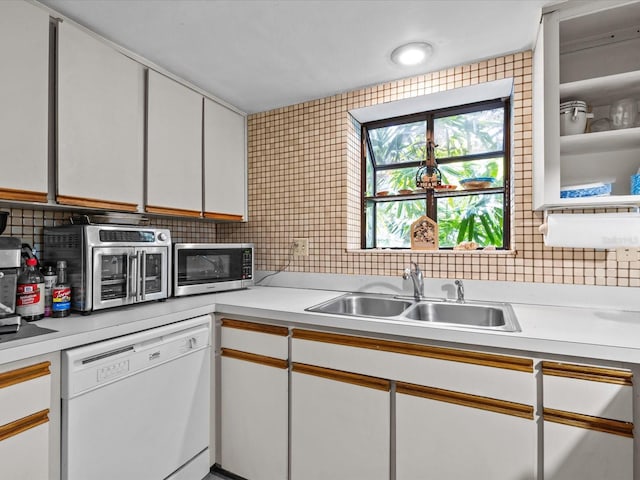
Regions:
[[306, 293, 520, 332], [305, 293, 414, 318], [403, 301, 519, 331]]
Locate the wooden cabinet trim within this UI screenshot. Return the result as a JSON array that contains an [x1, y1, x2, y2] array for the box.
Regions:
[[397, 381, 534, 420], [0, 409, 49, 443], [56, 195, 138, 212], [145, 205, 202, 218], [222, 348, 288, 369], [541, 361, 632, 386], [544, 407, 634, 438], [204, 212, 243, 222], [292, 329, 533, 373], [0, 361, 50, 390], [292, 362, 391, 392], [222, 318, 289, 337], [0, 188, 47, 203]]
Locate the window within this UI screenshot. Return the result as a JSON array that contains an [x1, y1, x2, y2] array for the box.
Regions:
[[362, 99, 510, 250]]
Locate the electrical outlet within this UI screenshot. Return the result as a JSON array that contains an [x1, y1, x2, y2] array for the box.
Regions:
[[292, 238, 309, 256], [616, 248, 640, 262]]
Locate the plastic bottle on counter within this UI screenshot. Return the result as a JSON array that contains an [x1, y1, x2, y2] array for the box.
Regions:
[[52, 260, 71, 317], [42, 264, 57, 317], [16, 258, 45, 321]]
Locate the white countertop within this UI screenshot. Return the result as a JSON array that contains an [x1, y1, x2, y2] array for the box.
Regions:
[[1, 285, 640, 366]]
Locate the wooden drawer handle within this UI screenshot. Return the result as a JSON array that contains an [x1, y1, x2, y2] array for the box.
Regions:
[[222, 318, 289, 336], [541, 362, 632, 386], [292, 362, 391, 392], [0, 362, 51, 390], [0, 410, 49, 443], [222, 348, 288, 369], [397, 381, 534, 420], [544, 408, 634, 438]]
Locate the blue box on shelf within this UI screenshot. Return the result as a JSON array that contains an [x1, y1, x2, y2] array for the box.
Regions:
[[631, 174, 640, 195]]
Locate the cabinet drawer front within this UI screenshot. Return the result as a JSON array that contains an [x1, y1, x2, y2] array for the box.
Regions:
[[0, 420, 49, 480], [544, 420, 633, 480], [221, 320, 288, 359], [292, 331, 534, 404], [542, 362, 632, 422], [0, 362, 51, 427]]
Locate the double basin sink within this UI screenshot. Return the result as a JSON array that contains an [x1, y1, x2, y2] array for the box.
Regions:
[[306, 293, 520, 332]]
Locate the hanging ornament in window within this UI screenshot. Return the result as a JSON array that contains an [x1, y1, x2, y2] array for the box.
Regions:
[[415, 139, 442, 190]]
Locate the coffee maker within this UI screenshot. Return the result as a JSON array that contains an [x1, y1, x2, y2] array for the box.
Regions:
[[0, 237, 21, 333]]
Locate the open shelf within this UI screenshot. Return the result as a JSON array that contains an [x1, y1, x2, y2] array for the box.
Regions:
[[560, 127, 640, 155], [560, 70, 640, 106], [552, 194, 640, 209]]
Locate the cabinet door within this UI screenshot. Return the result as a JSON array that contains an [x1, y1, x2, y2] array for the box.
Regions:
[[204, 98, 246, 221], [220, 354, 288, 480], [291, 364, 390, 480], [0, 0, 49, 203], [396, 385, 536, 480], [532, 9, 561, 210], [57, 22, 144, 212], [146, 70, 202, 217], [0, 352, 60, 480]]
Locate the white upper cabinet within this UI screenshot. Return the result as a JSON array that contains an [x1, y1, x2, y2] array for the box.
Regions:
[[533, 0, 640, 209], [0, 0, 49, 203], [203, 98, 247, 221], [57, 22, 144, 212], [146, 70, 203, 217]]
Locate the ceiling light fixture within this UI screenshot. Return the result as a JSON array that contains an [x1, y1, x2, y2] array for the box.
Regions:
[[390, 42, 433, 66]]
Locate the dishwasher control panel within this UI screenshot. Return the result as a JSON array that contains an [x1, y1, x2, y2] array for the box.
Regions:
[[61, 315, 211, 398]]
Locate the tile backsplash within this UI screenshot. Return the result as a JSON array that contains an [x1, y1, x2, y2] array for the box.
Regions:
[[217, 50, 640, 288], [2, 207, 216, 259]]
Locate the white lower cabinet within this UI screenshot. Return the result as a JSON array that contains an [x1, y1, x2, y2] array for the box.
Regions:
[[396, 386, 536, 480], [219, 319, 289, 480], [290, 364, 390, 480], [542, 361, 634, 480], [0, 352, 60, 480]]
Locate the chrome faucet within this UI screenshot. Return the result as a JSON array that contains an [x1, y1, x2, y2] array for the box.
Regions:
[[403, 261, 424, 301], [454, 279, 465, 303]]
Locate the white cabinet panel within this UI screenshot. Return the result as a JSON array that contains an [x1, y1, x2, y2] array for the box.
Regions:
[[57, 22, 144, 211], [204, 98, 246, 221], [147, 70, 202, 216], [291, 368, 390, 480], [397, 392, 536, 480], [544, 421, 633, 480], [220, 356, 288, 480], [221, 325, 288, 359], [0, 422, 49, 480], [0, 0, 49, 203]]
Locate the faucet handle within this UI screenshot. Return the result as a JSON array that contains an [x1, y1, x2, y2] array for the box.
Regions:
[[402, 268, 411, 279]]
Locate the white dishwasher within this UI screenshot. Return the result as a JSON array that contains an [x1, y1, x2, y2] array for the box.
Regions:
[[61, 315, 211, 480]]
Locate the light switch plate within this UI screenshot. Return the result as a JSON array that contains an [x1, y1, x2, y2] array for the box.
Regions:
[[616, 248, 640, 262]]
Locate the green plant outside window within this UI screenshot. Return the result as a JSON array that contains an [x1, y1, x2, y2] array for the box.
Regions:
[[362, 100, 510, 250]]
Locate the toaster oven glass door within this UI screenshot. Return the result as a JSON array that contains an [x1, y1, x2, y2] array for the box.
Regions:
[[93, 247, 135, 309], [177, 248, 244, 286], [137, 246, 169, 301]]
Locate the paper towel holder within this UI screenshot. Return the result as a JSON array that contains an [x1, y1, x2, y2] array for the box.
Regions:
[[538, 206, 640, 237]]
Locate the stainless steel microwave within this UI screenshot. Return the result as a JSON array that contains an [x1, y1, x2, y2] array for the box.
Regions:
[[43, 225, 171, 313], [173, 243, 254, 296]]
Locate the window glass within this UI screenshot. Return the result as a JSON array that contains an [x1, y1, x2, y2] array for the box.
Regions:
[[375, 200, 425, 248], [437, 193, 504, 248], [362, 100, 509, 250], [368, 120, 426, 166], [434, 108, 504, 159]]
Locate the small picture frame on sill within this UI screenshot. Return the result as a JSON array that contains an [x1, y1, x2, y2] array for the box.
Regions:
[[411, 215, 438, 250]]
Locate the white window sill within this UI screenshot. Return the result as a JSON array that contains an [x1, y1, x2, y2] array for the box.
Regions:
[[346, 248, 517, 256]]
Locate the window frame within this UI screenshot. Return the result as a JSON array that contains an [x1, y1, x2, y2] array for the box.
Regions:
[[361, 98, 511, 250]]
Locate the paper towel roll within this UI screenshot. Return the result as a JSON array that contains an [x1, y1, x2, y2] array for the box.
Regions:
[[543, 213, 640, 248]]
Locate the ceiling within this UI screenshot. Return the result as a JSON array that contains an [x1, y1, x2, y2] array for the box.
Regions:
[[39, 0, 558, 114]]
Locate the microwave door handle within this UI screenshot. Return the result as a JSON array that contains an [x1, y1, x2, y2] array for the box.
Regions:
[[139, 250, 146, 301]]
